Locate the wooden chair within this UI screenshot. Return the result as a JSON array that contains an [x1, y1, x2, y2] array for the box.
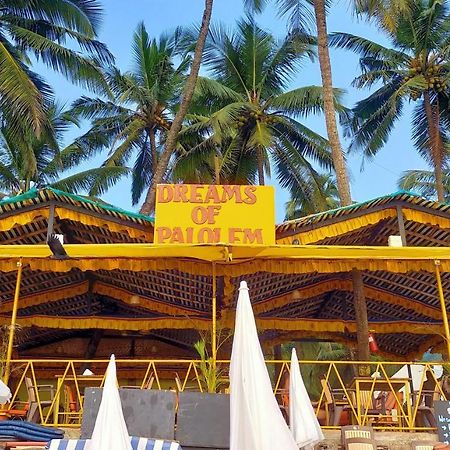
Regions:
[[410, 442, 441, 450], [62, 384, 80, 424], [24, 377, 55, 423], [413, 373, 443, 428], [341, 425, 388, 450], [345, 438, 378, 450], [341, 425, 374, 445], [321, 379, 355, 426]]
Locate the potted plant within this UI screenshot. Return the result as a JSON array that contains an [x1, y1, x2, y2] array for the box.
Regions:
[[175, 330, 231, 449]]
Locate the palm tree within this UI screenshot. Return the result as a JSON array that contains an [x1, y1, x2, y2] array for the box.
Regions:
[[333, 0, 450, 202], [285, 172, 339, 220], [172, 20, 336, 193], [140, 0, 214, 214], [70, 24, 190, 205], [0, 0, 114, 135], [0, 103, 127, 199], [244, 0, 352, 205], [399, 167, 450, 202]]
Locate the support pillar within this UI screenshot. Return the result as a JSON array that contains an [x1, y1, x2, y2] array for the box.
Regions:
[[212, 263, 217, 369], [3, 260, 23, 384]]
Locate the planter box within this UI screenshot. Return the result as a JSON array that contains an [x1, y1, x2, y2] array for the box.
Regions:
[[176, 392, 230, 449]]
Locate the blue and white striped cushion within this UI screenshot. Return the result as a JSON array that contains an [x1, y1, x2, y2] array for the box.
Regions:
[[47, 437, 181, 450]]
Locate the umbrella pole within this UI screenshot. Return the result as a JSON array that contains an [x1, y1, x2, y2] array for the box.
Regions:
[[212, 263, 217, 369], [3, 259, 23, 384], [435, 260, 450, 360]]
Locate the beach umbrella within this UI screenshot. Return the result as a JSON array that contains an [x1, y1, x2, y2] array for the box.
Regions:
[[290, 348, 324, 449], [90, 354, 132, 450], [0, 379, 11, 403], [229, 281, 298, 450]]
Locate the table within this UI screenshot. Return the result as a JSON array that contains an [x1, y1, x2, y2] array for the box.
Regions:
[[53, 376, 104, 426], [349, 377, 412, 427]]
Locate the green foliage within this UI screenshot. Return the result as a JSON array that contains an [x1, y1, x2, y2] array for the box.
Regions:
[[0, 103, 127, 198], [0, 0, 113, 136], [0, 326, 9, 379], [284, 172, 339, 219], [70, 23, 189, 205], [175, 19, 338, 195], [193, 340, 225, 394], [399, 166, 450, 202], [334, 0, 450, 194], [193, 328, 231, 394]]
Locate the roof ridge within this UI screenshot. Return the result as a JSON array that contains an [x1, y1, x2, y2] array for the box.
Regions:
[[0, 187, 154, 224], [277, 190, 449, 227]]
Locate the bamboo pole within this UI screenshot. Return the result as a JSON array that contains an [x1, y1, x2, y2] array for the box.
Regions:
[[212, 262, 217, 369], [435, 260, 450, 360], [3, 259, 23, 384]]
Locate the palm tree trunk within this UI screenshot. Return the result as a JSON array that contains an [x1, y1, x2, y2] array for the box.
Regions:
[[140, 0, 214, 214], [314, 0, 352, 207], [423, 91, 445, 202], [352, 269, 370, 373], [314, 0, 370, 362], [149, 128, 157, 174]]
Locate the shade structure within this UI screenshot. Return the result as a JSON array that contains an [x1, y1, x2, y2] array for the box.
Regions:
[[229, 281, 298, 450], [290, 348, 324, 449], [90, 354, 132, 450]]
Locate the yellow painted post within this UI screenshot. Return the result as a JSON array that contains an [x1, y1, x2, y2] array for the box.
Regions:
[[435, 260, 450, 360], [212, 263, 217, 369], [3, 259, 23, 384]]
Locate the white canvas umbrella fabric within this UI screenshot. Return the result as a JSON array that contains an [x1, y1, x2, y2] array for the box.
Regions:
[[229, 281, 298, 450], [89, 354, 132, 450], [290, 348, 324, 449]]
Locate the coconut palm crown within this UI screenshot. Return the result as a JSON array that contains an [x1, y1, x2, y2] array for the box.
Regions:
[[0, 103, 127, 199], [176, 19, 340, 194], [0, 0, 114, 135], [70, 23, 190, 205], [332, 0, 450, 201]]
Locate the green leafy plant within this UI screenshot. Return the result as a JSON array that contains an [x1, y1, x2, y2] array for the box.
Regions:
[[0, 325, 9, 380], [193, 329, 231, 394]]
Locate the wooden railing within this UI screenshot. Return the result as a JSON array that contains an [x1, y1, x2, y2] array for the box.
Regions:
[[2, 358, 447, 431]]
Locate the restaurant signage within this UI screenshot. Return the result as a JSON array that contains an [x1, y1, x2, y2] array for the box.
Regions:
[[154, 184, 275, 245]]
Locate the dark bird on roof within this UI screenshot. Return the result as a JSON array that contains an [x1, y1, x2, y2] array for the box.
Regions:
[[47, 234, 68, 259]]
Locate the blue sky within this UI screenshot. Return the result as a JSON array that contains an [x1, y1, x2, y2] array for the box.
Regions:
[[42, 0, 428, 222]]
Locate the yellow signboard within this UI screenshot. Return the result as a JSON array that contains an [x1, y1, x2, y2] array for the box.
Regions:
[[154, 184, 275, 245]]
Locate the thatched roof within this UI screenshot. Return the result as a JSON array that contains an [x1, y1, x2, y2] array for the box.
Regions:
[[0, 188, 448, 359]]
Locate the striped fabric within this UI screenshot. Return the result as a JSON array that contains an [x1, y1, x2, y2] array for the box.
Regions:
[[47, 437, 181, 450]]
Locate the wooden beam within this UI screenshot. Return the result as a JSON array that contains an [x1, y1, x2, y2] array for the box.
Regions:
[[82, 330, 104, 371], [46, 205, 55, 243], [396, 205, 407, 246]]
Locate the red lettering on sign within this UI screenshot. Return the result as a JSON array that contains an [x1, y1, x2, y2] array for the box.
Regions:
[[157, 186, 173, 203]]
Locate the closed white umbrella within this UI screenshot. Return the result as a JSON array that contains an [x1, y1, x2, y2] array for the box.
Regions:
[[289, 348, 324, 449], [230, 281, 298, 450], [89, 354, 132, 450]]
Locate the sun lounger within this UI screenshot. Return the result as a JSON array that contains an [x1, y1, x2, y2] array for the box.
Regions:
[[47, 437, 182, 450]]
